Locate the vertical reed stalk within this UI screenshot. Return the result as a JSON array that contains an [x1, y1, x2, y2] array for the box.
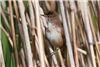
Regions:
[[96, 1, 100, 34], [71, 11, 78, 67], [88, 4, 100, 66], [59, 0, 75, 67], [13, 1, 31, 67], [28, 1, 36, 65], [34, 1, 45, 66], [9, 1, 19, 67], [80, 53, 85, 67], [79, 1, 96, 66], [46, 40, 59, 66], [58, 49, 65, 67], [18, 0, 33, 66]]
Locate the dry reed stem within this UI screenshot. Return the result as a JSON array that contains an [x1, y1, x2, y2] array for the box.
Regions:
[[84, 34, 92, 66], [70, 0, 85, 67], [13, 0, 31, 66], [90, 44, 96, 66], [9, 1, 19, 67], [57, 49, 65, 67], [70, 1, 85, 47], [44, 1, 51, 11], [32, 0, 48, 27], [0, 7, 11, 33], [88, 4, 100, 66], [60, 1, 75, 67], [45, 40, 59, 67], [26, 11, 45, 67], [26, 0, 36, 59], [3, 10, 21, 21], [78, 1, 91, 66], [32, 15, 49, 67], [51, 60, 55, 67], [32, 33, 36, 65], [78, 1, 96, 66], [71, 11, 78, 67], [65, 1, 69, 9], [80, 53, 85, 67], [66, 10, 72, 35], [13, 1, 26, 48], [13, 1, 31, 67], [96, 1, 100, 34], [78, 11, 93, 66], [32, 0, 47, 35], [67, 51, 70, 67], [19, 48, 26, 67], [38, 1, 48, 34], [35, 1, 53, 66], [34, 34, 49, 67], [90, 2, 99, 33], [70, 3, 86, 66], [70, 2, 89, 66], [90, 3, 100, 38], [77, 47, 87, 55], [13, 1, 20, 24], [34, 1, 45, 66], [95, 49, 100, 67], [26, 13, 31, 27], [75, 11, 86, 46], [0, 35, 5, 67], [0, 24, 13, 47], [35, 41, 49, 67], [40, 19, 45, 35], [18, 0, 33, 66], [1, 1, 6, 9], [28, 1, 35, 28], [91, 1, 97, 19], [3, 10, 32, 29], [48, 1, 56, 11], [28, 1, 36, 65]]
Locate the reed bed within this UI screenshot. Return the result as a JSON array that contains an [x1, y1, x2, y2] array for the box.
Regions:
[[0, 1, 100, 67]]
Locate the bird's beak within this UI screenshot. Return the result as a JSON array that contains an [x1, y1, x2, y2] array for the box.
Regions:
[[41, 14, 48, 18]]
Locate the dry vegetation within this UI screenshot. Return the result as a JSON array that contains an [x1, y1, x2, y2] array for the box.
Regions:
[[0, 1, 100, 67]]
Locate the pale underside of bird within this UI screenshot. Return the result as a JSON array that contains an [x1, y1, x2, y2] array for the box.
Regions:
[[46, 22, 63, 47]]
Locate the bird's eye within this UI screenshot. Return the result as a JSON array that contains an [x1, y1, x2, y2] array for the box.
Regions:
[[48, 16, 49, 17]]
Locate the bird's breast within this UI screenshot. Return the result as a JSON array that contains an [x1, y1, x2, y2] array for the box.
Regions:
[[48, 22, 61, 32], [46, 23, 63, 47]]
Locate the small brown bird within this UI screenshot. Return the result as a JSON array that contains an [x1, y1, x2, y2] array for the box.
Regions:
[[41, 11, 65, 48]]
